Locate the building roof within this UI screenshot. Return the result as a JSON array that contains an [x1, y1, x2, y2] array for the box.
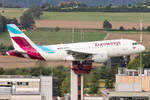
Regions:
[[0, 75, 37, 79], [84, 94, 103, 97]]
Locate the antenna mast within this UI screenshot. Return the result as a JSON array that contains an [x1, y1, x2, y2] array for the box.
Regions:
[[139, 15, 143, 91], [140, 19, 143, 43]]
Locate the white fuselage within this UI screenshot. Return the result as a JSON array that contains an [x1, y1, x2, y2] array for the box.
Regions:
[[39, 39, 145, 61]]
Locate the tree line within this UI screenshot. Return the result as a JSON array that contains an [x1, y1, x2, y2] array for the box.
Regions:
[[2, 0, 150, 12], [39, 0, 150, 12], [0, 5, 43, 34], [103, 20, 150, 31]]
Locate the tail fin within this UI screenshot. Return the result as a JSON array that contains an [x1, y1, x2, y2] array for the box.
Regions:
[[7, 24, 36, 52]]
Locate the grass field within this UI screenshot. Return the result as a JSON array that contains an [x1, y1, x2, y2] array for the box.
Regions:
[[41, 12, 150, 22], [0, 30, 106, 46], [0, 8, 24, 18], [1, 8, 150, 22]]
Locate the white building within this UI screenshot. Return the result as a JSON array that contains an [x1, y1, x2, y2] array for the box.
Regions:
[[102, 68, 150, 100], [0, 75, 52, 100]]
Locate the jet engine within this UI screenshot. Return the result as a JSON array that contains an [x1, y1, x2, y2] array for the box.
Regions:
[[92, 52, 108, 63]]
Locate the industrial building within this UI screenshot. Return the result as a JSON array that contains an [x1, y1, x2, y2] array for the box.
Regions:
[[103, 68, 150, 100], [0, 75, 52, 100]]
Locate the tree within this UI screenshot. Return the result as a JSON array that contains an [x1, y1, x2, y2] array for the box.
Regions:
[[30, 67, 41, 76], [4, 68, 17, 75], [104, 67, 116, 89], [0, 15, 19, 34], [29, 5, 43, 19], [15, 68, 30, 75], [0, 68, 4, 75], [20, 10, 35, 29], [89, 68, 99, 93], [60, 76, 70, 96], [8, 45, 14, 50], [141, 54, 150, 68], [145, 0, 150, 6], [132, 27, 136, 31], [7, 18, 19, 25], [119, 26, 125, 31], [128, 4, 132, 8], [0, 43, 8, 52], [147, 26, 150, 31], [103, 20, 112, 30], [78, 3, 87, 8], [136, 1, 144, 8], [106, 4, 112, 9], [53, 66, 70, 96], [0, 15, 8, 33], [128, 58, 144, 69], [41, 3, 51, 11]]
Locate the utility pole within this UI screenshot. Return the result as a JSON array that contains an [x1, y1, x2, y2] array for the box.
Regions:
[[139, 18, 143, 91], [72, 28, 74, 43]]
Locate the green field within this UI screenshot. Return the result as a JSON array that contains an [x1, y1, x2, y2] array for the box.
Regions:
[[1, 8, 150, 22], [41, 12, 150, 22], [0, 8, 24, 18], [0, 30, 106, 46]]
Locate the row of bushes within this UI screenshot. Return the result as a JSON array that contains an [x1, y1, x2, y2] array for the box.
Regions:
[[43, 7, 150, 12], [37, 26, 150, 32], [119, 26, 150, 31], [0, 43, 13, 53]]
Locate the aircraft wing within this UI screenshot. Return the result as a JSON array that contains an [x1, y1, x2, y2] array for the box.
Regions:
[[66, 50, 92, 60]]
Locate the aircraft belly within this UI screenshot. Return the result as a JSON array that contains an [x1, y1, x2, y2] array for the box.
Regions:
[[44, 52, 67, 61]]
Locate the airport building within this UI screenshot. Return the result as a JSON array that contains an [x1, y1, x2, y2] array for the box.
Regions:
[[0, 75, 52, 100], [103, 68, 150, 100]]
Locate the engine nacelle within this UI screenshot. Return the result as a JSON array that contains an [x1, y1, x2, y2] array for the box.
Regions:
[[92, 52, 108, 63]]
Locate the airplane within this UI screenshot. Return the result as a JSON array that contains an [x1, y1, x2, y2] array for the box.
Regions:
[[6, 24, 145, 64]]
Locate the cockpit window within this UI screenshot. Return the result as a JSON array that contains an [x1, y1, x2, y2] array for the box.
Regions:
[[132, 42, 139, 45]]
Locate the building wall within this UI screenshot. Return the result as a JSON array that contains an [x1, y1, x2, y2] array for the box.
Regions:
[[0, 94, 11, 100], [11, 95, 41, 100], [116, 75, 150, 92], [15, 81, 40, 92], [84, 96, 103, 100], [40, 76, 52, 100], [0, 75, 52, 100], [0, 78, 40, 93]]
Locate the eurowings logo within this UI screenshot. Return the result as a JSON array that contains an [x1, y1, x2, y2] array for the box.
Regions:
[[95, 41, 121, 47], [7, 24, 23, 34]]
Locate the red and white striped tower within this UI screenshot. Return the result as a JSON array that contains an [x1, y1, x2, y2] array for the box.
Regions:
[[71, 61, 93, 100]]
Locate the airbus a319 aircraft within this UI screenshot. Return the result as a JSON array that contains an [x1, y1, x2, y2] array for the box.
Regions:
[[6, 24, 145, 63]]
